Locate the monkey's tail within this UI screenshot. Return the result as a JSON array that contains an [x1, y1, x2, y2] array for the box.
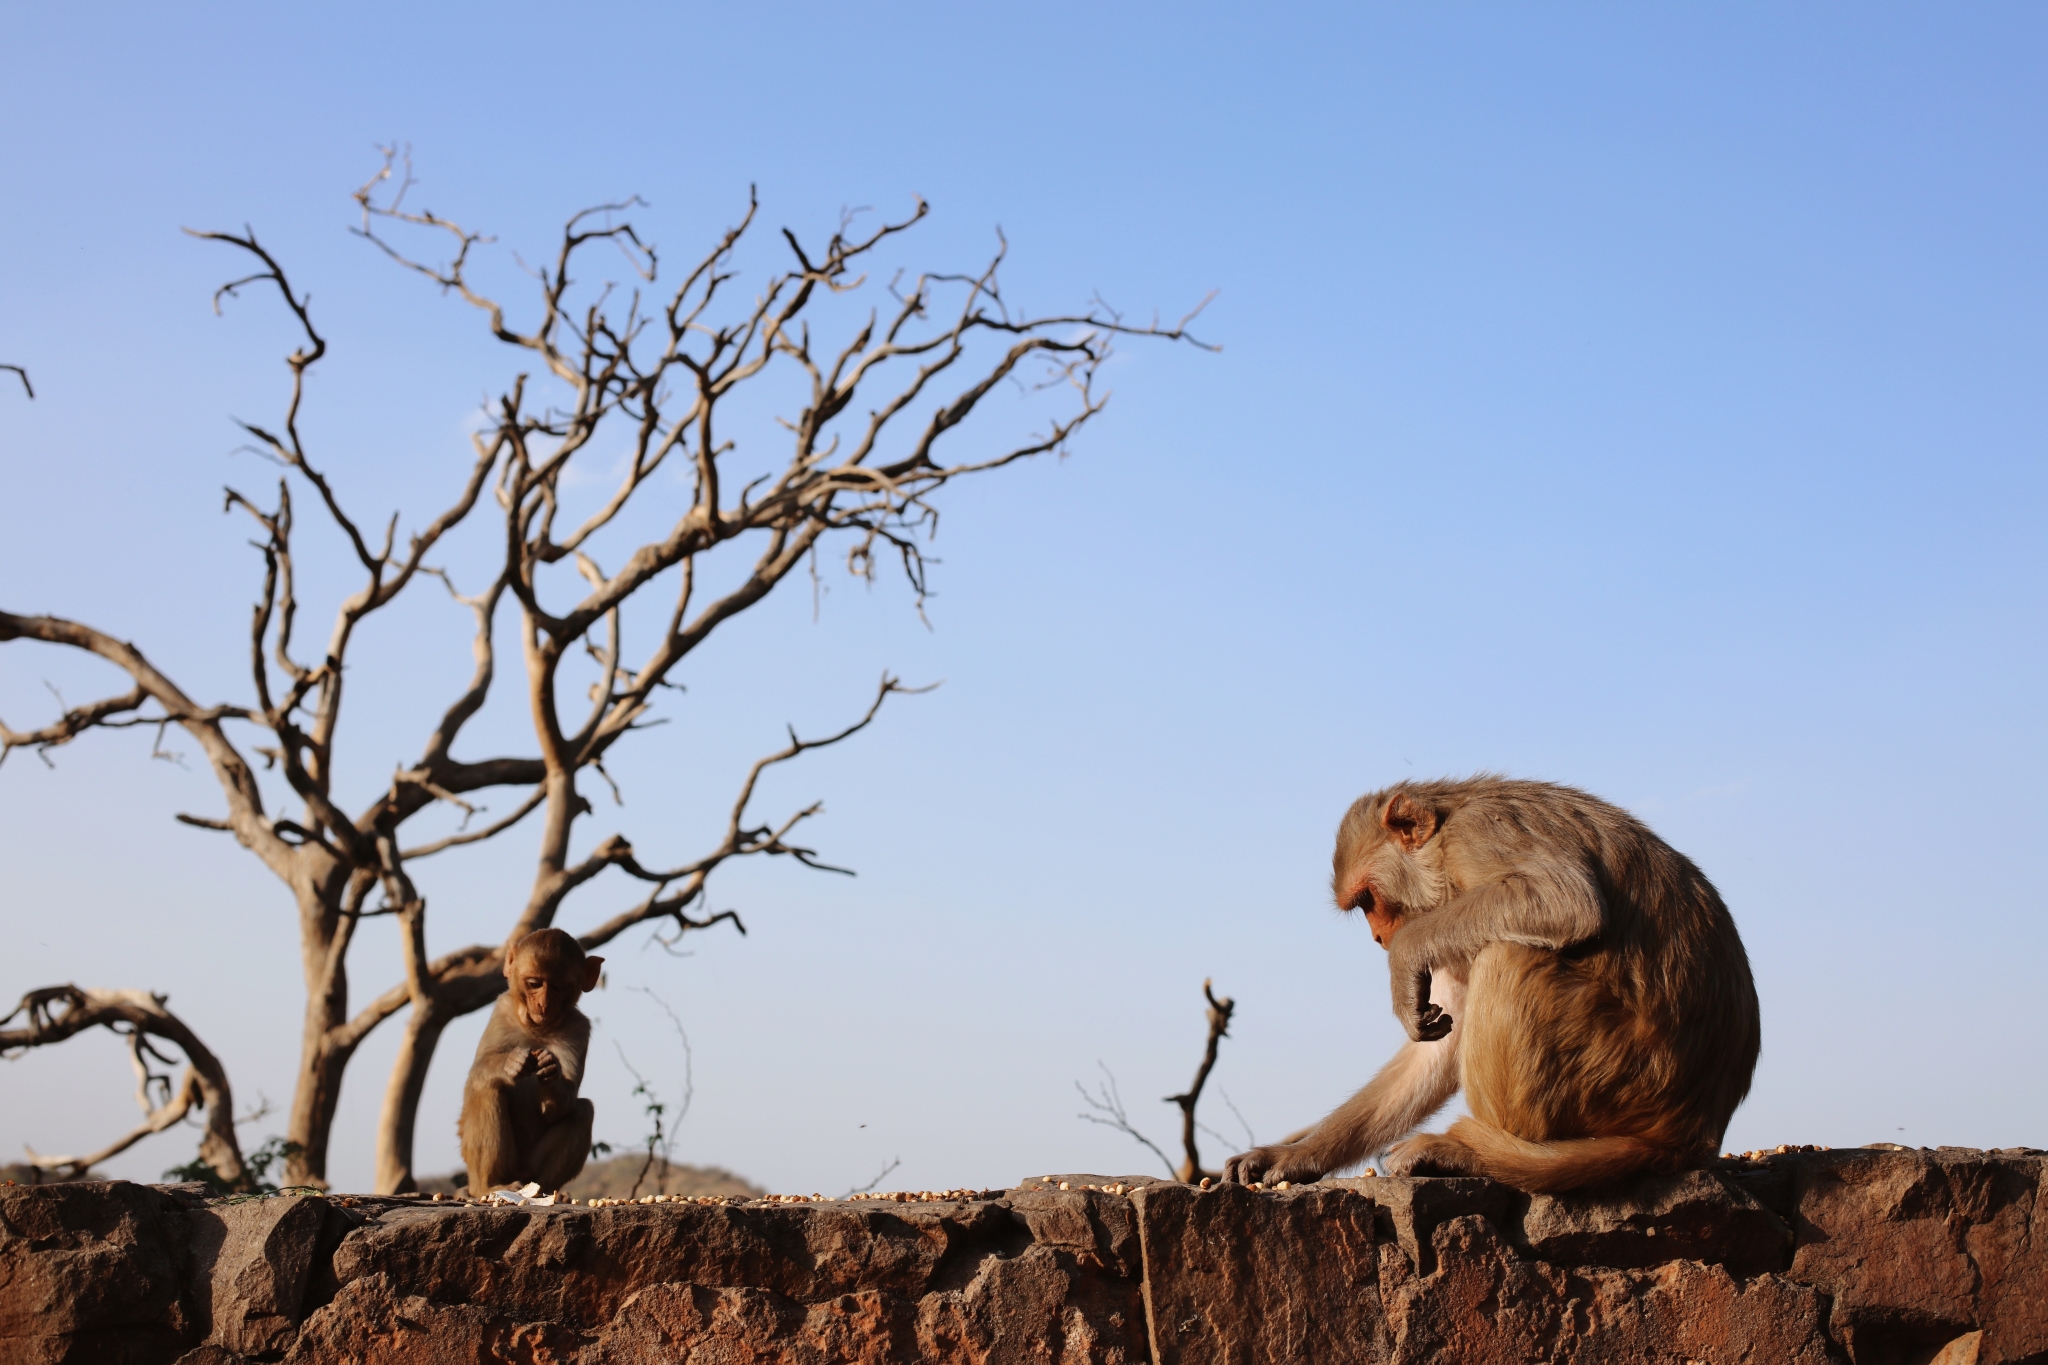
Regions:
[[1444, 1117, 1678, 1193]]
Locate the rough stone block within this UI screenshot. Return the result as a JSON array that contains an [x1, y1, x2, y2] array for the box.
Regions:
[[1381, 1213, 1834, 1364], [183, 1192, 338, 1356], [314, 1193, 1146, 1363], [5, 1153, 2046, 1363], [1132, 1181, 1384, 1364], [584, 1282, 910, 1364], [1516, 1167, 1792, 1276], [1788, 1148, 2046, 1363], [0, 1180, 194, 1365], [1325, 1173, 1513, 1273], [282, 1271, 586, 1364]]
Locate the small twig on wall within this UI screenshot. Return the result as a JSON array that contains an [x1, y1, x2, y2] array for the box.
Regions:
[[1075, 1063, 1176, 1179], [1164, 979, 1235, 1183], [1074, 979, 1241, 1184], [844, 1155, 902, 1198]]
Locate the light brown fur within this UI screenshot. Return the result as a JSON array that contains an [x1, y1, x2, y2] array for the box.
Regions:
[[1224, 776, 1759, 1193], [458, 928, 604, 1199]]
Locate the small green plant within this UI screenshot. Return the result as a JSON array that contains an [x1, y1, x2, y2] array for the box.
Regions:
[[164, 1135, 304, 1195], [614, 1040, 682, 1200], [613, 985, 696, 1199], [626, 1075, 670, 1200]]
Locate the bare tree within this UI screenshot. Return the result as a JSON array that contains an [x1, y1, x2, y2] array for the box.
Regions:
[[0, 151, 1210, 1191], [0, 986, 247, 1187]]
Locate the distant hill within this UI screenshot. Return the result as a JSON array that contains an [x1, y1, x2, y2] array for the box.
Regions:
[[415, 1155, 765, 1200]]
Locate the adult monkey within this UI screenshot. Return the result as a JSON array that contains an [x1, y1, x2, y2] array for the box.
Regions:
[[1225, 777, 1759, 1193], [459, 928, 604, 1198]]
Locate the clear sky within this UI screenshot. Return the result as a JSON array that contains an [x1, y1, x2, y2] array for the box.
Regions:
[[2, 3, 2042, 1195]]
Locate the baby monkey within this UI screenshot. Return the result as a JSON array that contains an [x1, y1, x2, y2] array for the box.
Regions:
[[459, 927, 604, 1199], [1225, 777, 1759, 1193]]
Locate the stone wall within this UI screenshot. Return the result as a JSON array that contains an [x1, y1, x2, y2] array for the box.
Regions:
[[1, 1146, 2041, 1363]]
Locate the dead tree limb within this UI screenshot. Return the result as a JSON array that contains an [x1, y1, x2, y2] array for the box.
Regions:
[[1075, 979, 1239, 1183], [2, 364, 30, 399], [1076, 1063, 1176, 1179], [1164, 979, 1236, 1184], [0, 986, 246, 1187]]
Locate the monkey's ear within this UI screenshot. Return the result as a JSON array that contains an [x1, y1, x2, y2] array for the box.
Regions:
[[580, 957, 605, 992], [1382, 792, 1439, 850]]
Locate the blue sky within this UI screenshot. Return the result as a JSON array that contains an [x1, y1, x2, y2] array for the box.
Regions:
[[2, 3, 2042, 1194]]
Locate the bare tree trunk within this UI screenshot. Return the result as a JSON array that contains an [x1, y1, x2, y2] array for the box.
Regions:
[[286, 1033, 354, 1188], [371, 953, 508, 1193], [283, 884, 348, 1187], [373, 1003, 447, 1194]]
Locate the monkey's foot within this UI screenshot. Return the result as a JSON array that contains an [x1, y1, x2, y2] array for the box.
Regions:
[[1384, 1134, 1475, 1178]]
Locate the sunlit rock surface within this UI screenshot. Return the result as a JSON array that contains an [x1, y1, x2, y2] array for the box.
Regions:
[[1, 1145, 2041, 1363]]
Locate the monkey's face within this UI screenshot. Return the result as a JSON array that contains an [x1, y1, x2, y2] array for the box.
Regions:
[[517, 967, 579, 1030], [1333, 788, 1451, 948], [508, 950, 605, 1032]]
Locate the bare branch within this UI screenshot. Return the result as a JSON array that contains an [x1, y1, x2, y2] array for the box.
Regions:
[[643, 904, 745, 954], [401, 786, 545, 860], [1076, 1063, 1176, 1180], [2, 364, 31, 399], [1, 986, 247, 1187], [570, 675, 926, 950], [1077, 980, 1237, 1184], [1163, 978, 1236, 1183], [175, 813, 235, 832], [0, 685, 150, 766], [0, 612, 287, 870], [844, 1156, 903, 1198]]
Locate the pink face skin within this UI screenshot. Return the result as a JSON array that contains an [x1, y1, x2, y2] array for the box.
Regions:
[[1338, 876, 1403, 949], [508, 951, 603, 1032]]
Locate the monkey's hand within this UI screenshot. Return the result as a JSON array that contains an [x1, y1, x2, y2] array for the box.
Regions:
[[501, 1048, 539, 1083], [532, 1049, 562, 1082], [1390, 955, 1454, 1043], [1222, 1142, 1326, 1186]]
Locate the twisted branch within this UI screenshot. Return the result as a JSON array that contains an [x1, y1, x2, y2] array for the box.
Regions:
[[1, 986, 247, 1187]]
